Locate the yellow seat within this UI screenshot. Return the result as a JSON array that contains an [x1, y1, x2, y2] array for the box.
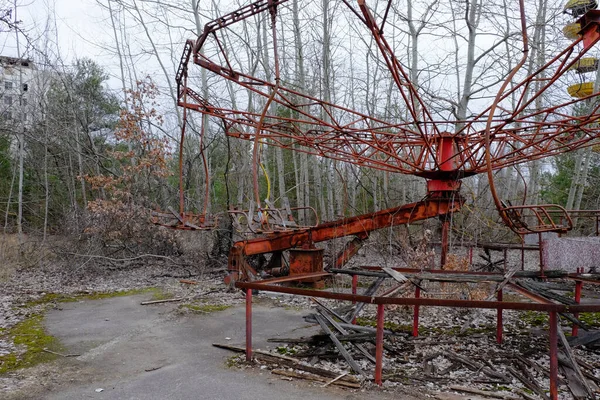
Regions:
[[567, 82, 595, 97], [563, 23, 581, 40], [568, 57, 599, 73], [564, 0, 598, 17]]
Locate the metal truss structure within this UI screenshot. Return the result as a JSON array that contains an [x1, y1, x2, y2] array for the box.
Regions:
[[167, 1, 600, 397]]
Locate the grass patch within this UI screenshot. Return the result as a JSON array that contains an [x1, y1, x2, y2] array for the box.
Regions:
[[24, 287, 165, 307], [0, 314, 62, 374], [520, 311, 549, 327], [179, 303, 231, 314], [354, 317, 494, 336], [579, 312, 600, 327]]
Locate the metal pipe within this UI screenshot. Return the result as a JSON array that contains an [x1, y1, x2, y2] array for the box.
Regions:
[[573, 270, 583, 337], [413, 287, 421, 337], [246, 288, 253, 362], [375, 304, 384, 386], [236, 281, 582, 312], [497, 290, 503, 344], [549, 312, 558, 400], [441, 219, 449, 268]]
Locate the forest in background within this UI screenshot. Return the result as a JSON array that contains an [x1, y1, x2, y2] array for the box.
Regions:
[[1, 0, 600, 262]]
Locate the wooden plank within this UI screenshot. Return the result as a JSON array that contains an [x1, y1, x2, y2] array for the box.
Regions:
[[314, 314, 364, 375], [449, 385, 520, 399], [569, 330, 600, 348], [271, 369, 361, 388], [507, 367, 550, 400], [311, 297, 350, 324], [347, 276, 385, 322], [316, 307, 376, 364], [212, 343, 360, 383], [556, 324, 595, 398]]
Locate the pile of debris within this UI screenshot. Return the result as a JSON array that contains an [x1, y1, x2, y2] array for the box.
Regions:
[[221, 268, 600, 399]]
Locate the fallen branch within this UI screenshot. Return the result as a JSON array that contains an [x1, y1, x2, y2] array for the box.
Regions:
[[271, 369, 360, 388], [449, 385, 519, 399], [212, 343, 360, 383], [507, 366, 550, 400], [322, 372, 349, 387], [43, 348, 80, 357], [140, 298, 183, 305]]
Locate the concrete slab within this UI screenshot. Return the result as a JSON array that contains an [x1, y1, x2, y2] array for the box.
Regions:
[[39, 294, 419, 400]]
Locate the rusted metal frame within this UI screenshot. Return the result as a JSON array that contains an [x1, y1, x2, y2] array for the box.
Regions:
[[196, 92, 430, 173], [235, 280, 571, 311], [192, 0, 290, 53], [232, 198, 461, 257], [497, 289, 503, 344], [175, 40, 193, 95], [375, 303, 384, 386], [458, 35, 584, 137], [549, 312, 558, 400], [413, 286, 420, 337], [573, 268, 583, 337], [361, 265, 555, 278], [356, 0, 440, 156], [246, 288, 253, 361], [567, 275, 600, 285], [248, 271, 331, 285], [211, 31, 236, 77], [481, 126, 600, 172]]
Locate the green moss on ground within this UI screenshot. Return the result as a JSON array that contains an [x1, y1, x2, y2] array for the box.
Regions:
[[4, 287, 167, 375], [579, 312, 600, 327], [0, 314, 62, 374], [520, 311, 549, 327], [179, 303, 231, 314], [24, 287, 165, 307]]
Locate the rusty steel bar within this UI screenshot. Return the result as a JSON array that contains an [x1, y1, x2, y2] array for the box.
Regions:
[[497, 289, 503, 344], [246, 288, 252, 362], [413, 286, 421, 337], [227, 198, 464, 283], [440, 218, 449, 268], [375, 303, 384, 386], [235, 281, 582, 312], [549, 312, 558, 400], [352, 274, 358, 324], [573, 271, 583, 337], [567, 275, 600, 285]]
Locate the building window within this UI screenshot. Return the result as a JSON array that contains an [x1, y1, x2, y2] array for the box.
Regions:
[[5, 81, 13, 90], [4, 95, 12, 105], [2, 111, 12, 121]]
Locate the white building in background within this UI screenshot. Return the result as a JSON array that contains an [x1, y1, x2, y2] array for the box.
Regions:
[[0, 55, 35, 129]]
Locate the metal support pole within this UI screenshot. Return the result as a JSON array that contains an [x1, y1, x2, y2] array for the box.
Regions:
[[539, 232, 545, 279], [468, 246, 473, 266], [413, 286, 421, 337], [441, 219, 449, 269], [496, 290, 503, 344], [549, 311, 558, 400], [573, 269, 583, 337], [521, 235, 525, 271], [352, 275, 358, 324], [375, 304, 384, 386], [503, 248, 507, 272], [246, 288, 253, 362]]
